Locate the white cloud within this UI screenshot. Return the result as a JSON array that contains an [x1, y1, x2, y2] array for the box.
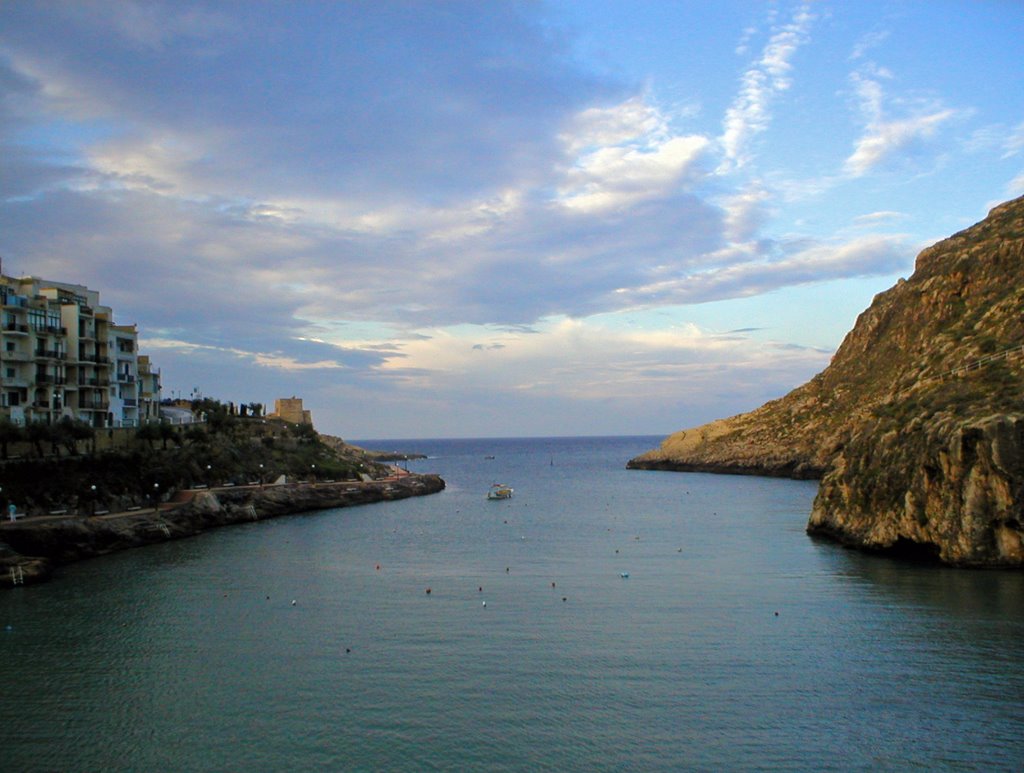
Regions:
[[1007, 170, 1024, 198], [843, 66, 961, 177], [852, 210, 907, 226], [613, 233, 913, 307], [845, 109, 957, 177], [372, 316, 830, 406], [719, 4, 815, 171], [556, 98, 710, 213], [1004, 121, 1024, 159]]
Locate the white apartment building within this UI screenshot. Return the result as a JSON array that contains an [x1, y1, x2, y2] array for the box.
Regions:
[[0, 274, 161, 427]]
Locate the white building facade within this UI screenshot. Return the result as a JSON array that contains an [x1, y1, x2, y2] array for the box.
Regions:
[[0, 274, 161, 427]]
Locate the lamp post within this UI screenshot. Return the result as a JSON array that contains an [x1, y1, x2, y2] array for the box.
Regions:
[[206, 464, 212, 488], [90, 484, 96, 517], [310, 463, 316, 485], [259, 463, 264, 488], [153, 482, 160, 513]]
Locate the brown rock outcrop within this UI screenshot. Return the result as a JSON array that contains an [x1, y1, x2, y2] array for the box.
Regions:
[[629, 195, 1024, 566]]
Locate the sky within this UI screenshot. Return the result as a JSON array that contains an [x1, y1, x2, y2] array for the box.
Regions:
[[1, 1, 1023, 440]]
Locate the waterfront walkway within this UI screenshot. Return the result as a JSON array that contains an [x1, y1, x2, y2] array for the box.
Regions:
[[1, 467, 413, 528]]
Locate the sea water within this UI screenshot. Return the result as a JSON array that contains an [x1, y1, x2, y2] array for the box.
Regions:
[[1, 435, 1023, 771]]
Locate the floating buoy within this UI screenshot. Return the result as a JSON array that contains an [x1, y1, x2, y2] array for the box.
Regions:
[[562, 597, 567, 602], [620, 572, 630, 579], [551, 582, 556, 588], [345, 648, 351, 653], [425, 588, 431, 595], [376, 564, 380, 570], [774, 611, 779, 617], [478, 586, 483, 592], [505, 567, 509, 573], [482, 601, 487, 607], [291, 600, 297, 606]]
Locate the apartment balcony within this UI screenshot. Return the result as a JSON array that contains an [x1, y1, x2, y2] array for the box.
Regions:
[[123, 398, 138, 407], [32, 399, 52, 409], [45, 325, 68, 335], [33, 350, 68, 361], [78, 397, 110, 411], [3, 350, 30, 361], [78, 376, 111, 387], [35, 374, 67, 385], [3, 322, 29, 334], [117, 373, 136, 384]]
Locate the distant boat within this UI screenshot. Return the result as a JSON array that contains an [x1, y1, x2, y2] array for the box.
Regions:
[[487, 483, 513, 500], [484, 455, 495, 460]]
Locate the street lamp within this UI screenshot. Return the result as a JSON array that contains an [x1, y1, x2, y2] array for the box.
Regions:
[[90, 484, 97, 516], [153, 482, 160, 512], [258, 463, 264, 488], [206, 464, 212, 487], [310, 463, 316, 484]]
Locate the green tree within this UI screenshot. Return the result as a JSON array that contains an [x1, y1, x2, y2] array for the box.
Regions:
[[0, 417, 24, 460], [136, 422, 160, 450], [54, 416, 93, 456], [158, 422, 178, 450], [25, 421, 52, 458]]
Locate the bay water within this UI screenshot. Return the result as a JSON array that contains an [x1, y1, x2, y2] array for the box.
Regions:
[[2, 435, 1023, 771]]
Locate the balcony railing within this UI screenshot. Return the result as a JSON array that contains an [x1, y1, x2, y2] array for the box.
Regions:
[[123, 398, 138, 407], [3, 322, 29, 333], [34, 350, 67, 360], [117, 374, 136, 383], [78, 398, 110, 410]]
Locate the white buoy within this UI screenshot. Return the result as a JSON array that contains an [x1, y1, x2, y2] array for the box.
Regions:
[[482, 601, 487, 607], [291, 599, 297, 606]]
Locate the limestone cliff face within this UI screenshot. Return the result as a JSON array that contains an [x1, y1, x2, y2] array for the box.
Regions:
[[629, 195, 1024, 566], [808, 415, 1024, 565]]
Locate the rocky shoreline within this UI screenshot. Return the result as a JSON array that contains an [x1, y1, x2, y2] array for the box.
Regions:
[[0, 474, 445, 588]]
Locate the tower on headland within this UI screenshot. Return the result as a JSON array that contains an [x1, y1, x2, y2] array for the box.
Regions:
[[268, 396, 313, 426]]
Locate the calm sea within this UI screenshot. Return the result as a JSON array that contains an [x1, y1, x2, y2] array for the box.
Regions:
[[2, 435, 1023, 771]]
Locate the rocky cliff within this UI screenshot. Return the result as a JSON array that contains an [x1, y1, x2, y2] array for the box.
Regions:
[[0, 475, 445, 587], [629, 195, 1024, 566]]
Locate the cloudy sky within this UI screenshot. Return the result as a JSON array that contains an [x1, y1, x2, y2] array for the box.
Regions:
[[2, 1, 1022, 440]]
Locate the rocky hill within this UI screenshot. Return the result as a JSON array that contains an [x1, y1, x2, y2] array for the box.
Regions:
[[629, 195, 1024, 566]]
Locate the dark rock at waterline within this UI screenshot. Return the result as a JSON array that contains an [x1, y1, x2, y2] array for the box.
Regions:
[[0, 475, 444, 587]]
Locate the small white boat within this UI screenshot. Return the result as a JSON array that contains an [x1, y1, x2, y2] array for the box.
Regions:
[[487, 483, 513, 500]]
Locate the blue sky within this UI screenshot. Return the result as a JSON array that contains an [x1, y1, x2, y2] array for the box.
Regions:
[[1, 1, 1022, 440]]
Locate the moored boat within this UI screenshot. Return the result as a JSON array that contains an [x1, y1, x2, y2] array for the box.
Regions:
[[486, 483, 513, 500]]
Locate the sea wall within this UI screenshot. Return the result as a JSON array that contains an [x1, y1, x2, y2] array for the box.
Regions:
[[0, 475, 445, 588]]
